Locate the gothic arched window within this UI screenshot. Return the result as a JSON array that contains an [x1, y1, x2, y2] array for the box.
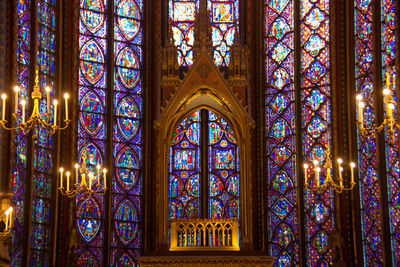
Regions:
[[168, 109, 240, 222], [169, 0, 239, 67], [355, 0, 399, 265], [77, 0, 144, 265], [12, 0, 57, 265], [265, 0, 334, 265]]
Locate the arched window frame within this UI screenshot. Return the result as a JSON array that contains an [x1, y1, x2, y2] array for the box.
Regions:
[[74, 0, 147, 265]]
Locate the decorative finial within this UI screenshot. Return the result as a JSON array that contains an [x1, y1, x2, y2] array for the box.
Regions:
[[325, 146, 331, 158], [82, 149, 87, 162]]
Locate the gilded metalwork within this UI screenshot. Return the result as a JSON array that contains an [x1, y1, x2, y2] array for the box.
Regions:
[[58, 150, 107, 198], [356, 72, 400, 145], [0, 70, 71, 137], [304, 148, 356, 193], [0, 198, 13, 237], [170, 219, 239, 251]]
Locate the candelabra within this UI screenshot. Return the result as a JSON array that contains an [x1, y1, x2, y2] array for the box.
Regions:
[[356, 72, 400, 145], [59, 150, 107, 198], [0, 198, 13, 237], [0, 70, 70, 137], [304, 148, 356, 193]]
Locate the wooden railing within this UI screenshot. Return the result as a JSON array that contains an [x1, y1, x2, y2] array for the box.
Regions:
[[170, 219, 239, 251]]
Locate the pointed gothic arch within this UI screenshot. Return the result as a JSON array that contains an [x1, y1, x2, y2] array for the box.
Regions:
[[155, 51, 254, 250]]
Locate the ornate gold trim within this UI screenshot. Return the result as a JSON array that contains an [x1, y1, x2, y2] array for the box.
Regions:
[[155, 51, 254, 250]]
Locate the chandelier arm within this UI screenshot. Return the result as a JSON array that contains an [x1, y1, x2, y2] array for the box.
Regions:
[[375, 123, 385, 133], [0, 229, 11, 237], [0, 120, 19, 131], [55, 119, 72, 131]]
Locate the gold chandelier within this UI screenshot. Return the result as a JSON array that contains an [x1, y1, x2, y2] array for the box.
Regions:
[[356, 72, 399, 144], [304, 148, 356, 193], [59, 150, 107, 198], [0, 70, 70, 137]]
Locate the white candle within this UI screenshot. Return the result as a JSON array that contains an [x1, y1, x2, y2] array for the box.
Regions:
[[46, 86, 51, 114], [8, 208, 12, 228], [103, 169, 107, 189], [64, 93, 69, 121], [350, 162, 356, 184], [88, 172, 92, 190], [59, 167, 64, 188], [66, 171, 70, 192], [5, 210, 9, 230], [339, 167, 344, 187], [53, 100, 58, 126], [1, 94, 6, 121], [21, 99, 26, 124], [358, 101, 365, 125], [304, 163, 309, 185], [75, 163, 79, 182], [383, 89, 392, 118], [316, 167, 321, 187], [337, 158, 343, 182], [14, 86, 19, 114]]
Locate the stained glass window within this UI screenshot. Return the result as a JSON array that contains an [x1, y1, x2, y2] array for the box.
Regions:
[[207, 0, 239, 66], [78, 0, 144, 265], [381, 0, 399, 265], [77, 0, 108, 264], [169, 111, 201, 220], [169, 0, 199, 67], [265, 0, 334, 265], [168, 109, 240, 233], [169, 0, 239, 67], [264, 0, 298, 265], [30, 0, 57, 264], [354, 0, 384, 265], [112, 0, 143, 264], [300, 0, 334, 265], [208, 111, 239, 219], [11, 0, 31, 265]]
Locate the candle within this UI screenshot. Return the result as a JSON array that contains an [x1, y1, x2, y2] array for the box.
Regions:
[[337, 158, 343, 181], [5, 210, 9, 230], [350, 162, 356, 184], [53, 100, 58, 126], [383, 89, 392, 118], [59, 167, 64, 188], [46, 86, 51, 114], [316, 167, 321, 187], [74, 163, 79, 182], [8, 208, 12, 228], [339, 167, 344, 187], [103, 168, 107, 189], [14, 86, 19, 114], [88, 172, 92, 190], [21, 99, 26, 124], [64, 93, 69, 121], [1, 94, 6, 121], [358, 101, 365, 125], [66, 171, 70, 192], [97, 164, 101, 184], [304, 163, 309, 185]]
